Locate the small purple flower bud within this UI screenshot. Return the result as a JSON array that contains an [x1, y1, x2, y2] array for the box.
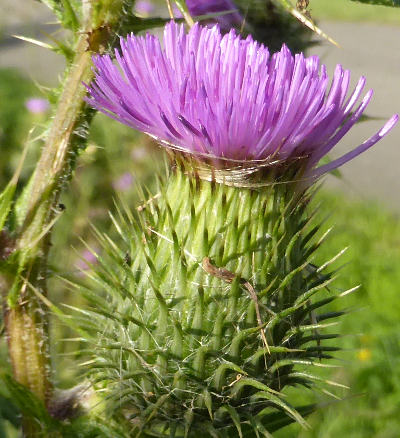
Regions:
[[75, 249, 98, 272], [135, 0, 155, 16], [25, 98, 50, 114], [112, 172, 134, 191]]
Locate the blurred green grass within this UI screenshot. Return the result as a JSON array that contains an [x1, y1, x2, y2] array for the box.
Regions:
[[312, 0, 400, 25], [273, 190, 400, 437]]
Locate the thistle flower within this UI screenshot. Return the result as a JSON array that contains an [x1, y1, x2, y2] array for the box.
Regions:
[[81, 22, 397, 437], [86, 22, 397, 181], [185, 0, 242, 29]]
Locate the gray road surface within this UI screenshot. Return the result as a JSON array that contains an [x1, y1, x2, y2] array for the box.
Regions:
[[0, 0, 65, 84], [310, 21, 400, 210]]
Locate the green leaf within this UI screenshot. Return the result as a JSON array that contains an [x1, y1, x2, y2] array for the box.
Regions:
[[73, 167, 345, 436], [124, 16, 184, 33], [40, 30, 75, 61], [231, 378, 282, 397], [213, 362, 248, 391], [254, 404, 316, 434], [217, 405, 243, 438], [0, 374, 57, 430], [252, 391, 309, 429], [351, 0, 400, 6], [202, 389, 213, 420], [29, 282, 92, 339], [246, 414, 273, 438], [0, 394, 20, 428], [0, 141, 29, 230], [61, 0, 80, 31], [0, 183, 16, 232]]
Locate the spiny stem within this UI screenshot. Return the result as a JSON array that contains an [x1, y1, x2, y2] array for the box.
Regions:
[[5, 29, 94, 407], [2, 1, 128, 434]]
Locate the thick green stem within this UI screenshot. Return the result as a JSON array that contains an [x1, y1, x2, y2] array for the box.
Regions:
[[1, 1, 128, 434], [5, 30, 94, 409]]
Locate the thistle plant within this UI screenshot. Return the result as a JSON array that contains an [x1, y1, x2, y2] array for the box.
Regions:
[[1, 0, 399, 437], [79, 21, 398, 436]]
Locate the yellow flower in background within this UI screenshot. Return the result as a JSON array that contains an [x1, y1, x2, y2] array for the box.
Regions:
[[357, 348, 372, 362]]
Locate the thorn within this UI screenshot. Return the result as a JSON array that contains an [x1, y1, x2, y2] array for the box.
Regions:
[[12, 35, 54, 50]]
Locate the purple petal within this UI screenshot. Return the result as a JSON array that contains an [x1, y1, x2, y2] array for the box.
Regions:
[[312, 114, 399, 178]]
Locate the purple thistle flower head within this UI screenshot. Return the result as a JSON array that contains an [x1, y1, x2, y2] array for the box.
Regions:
[[86, 22, 398, 180], [185, 0, 243, 30]]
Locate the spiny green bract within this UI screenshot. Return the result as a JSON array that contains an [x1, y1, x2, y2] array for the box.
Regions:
[[76, 164, 349, 437]]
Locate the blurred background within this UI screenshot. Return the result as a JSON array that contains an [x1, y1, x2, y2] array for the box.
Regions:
[[1, 0, 400, 436]]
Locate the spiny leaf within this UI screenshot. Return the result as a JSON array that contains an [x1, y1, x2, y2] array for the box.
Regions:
[[0, 374, 56, 429], [12, 35, 55, 51], [213, 362, 248, 391], [203, 423, 220, 438], [0, 394, 20, 429], [29, 282, 91, 339], [61, 0, 79, 31], [294, 275, 338, 306], [246, 415, 273, 438], [217, 405, 243, 438], [269, 358, 339, 373], [252, 391, 309, 429], [248, 347, 304, 367], [231, 378, 282, 397], [202, 389, 213, 420], [40, 30, 75, 61], [256, 404, 316, 433], [289, 372, 349, 389], [0, 184, 16, 232]]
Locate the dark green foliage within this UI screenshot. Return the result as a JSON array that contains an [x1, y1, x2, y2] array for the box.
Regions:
[[75, 164, 348, 437], [235, 0, 315, 53], [351, 0, 400, 7], [277, 192, 400, 438], [0, 391, 20, 436], [0, 373, 129, 438]]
